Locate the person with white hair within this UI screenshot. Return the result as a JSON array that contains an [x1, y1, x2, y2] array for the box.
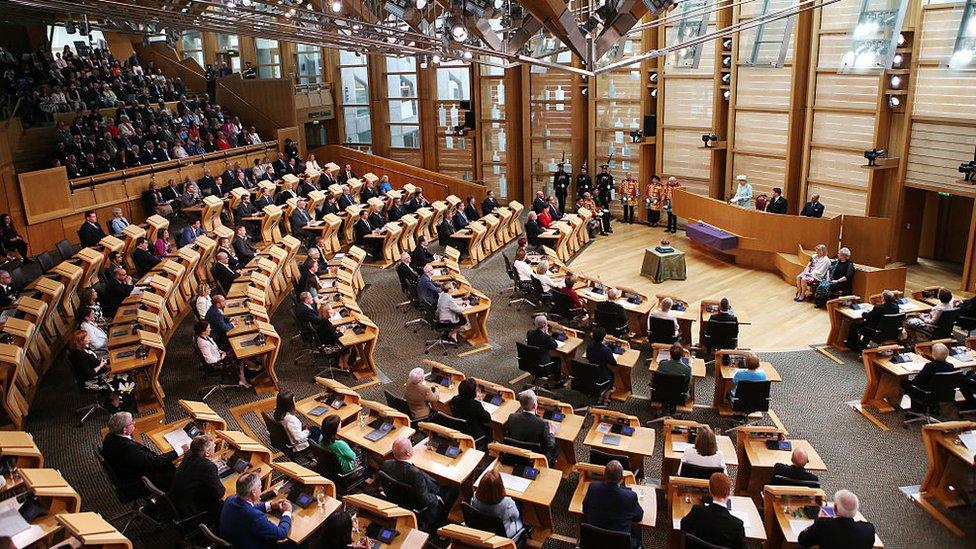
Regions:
[[595, 287, 629, 335], [901, 342, 955, 411], [728, 174, 753, 208], [794, 244, 831, 302], [797, 489, 876, 548], [396, 251, 419, 286], [404, 367, 438, 420], [846, 289, 900, 352], [169, 434, 224, 521], [101, 411, 180, 492], [219, 471, 293, 546], [815, 247, 854, 305], [648, 296, 680, 340], [436, 282, 467, 343], [531, 259, 560, 292], [108, 207, 129, 237], [525, 210, 544, 247], [503, 390, 558, 466], [525, 315, 566, 384], [380, 436, 458, 531]]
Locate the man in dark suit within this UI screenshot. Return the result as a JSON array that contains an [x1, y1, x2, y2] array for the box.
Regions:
[[294, 291, 325, 336], [680, 472, 746, 549], [381, 437, 458, 532], [771, 447, 820, 486], [360, 180, 379, 204], [205, 294, 236, 350], [388, 197, 406, 222], [368, 204, 386, 229], [354, 210, 380, 258], [710, 297, 738, 323], [219, 472, 293, 548], [253, 187, 274, 210], [211, 251, 239, 295], [102, 411, 179, 492], [765, 187, 788, 214], [78, 210, 107, 247], [397, 253, 420, 287], [168, 434, 225, 522], [0, 270, 16, 307], [901, 342, 955, 410], [289, 198, 314, 238], [235, 194, 260, 228], [337, 164, 357, 185], [338, 186, 356, 210], [847, 290, 900, 351], [178, 219, 205, 248], [448, 378, 492, 444], [800, 194, 825, 218], [131, 236, 160, 276], [452, 206, 471, 230], [531, 190, 547, 214], [437, 215, 464, 254], [271, 153, 289, 178], [524, 212, 544, 247], [406, 189, 430, 213], [197, 168, 216, 195], [797, 489, 876, 549], [216, 237, 240, 272], [233, 225, 257, 264], [526, 315, 564, 382], [503, 389, 558, 467], [481, 190, 500, 216], [595, 288, 629, 334], [209, 176, 228, 199], [417, 264, 440, 307], [104, 268, 135, 317], [582, 460, 644, 549], [411, 236, 436, 272]]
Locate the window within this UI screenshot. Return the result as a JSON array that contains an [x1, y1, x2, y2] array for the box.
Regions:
[[255, 38, 281, 78], [839, 0, 909, 72], [216, 34, 241, 72], [950, 0, 976, 70], [741, 0, 795, 67], [480, 58, 507, 197], [48, 25, 107, 57], [180, 30, 204, 67], [664, 0, 712, 69], [386, 56, 419, 148], [296, 44, 323, 84], [339, 50, 371, 146], [437, 67, 471, 101]]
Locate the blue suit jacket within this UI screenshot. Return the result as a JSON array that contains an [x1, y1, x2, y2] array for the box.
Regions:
[[417, 274, 440, 306], [582, 482, 643, 548], [218, 495, 291, 549], [205, 306, 235, 349], [178, 225, 204, 247]]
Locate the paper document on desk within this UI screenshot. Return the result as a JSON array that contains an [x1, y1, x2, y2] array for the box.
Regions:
[[671, 442, 692, 453], [0, 498, 30, 538], [11, 524, 45, 548], [730, 509, 751, 528], [903, 362, 924, 373], [164, 429, 193, 455], [596, 422, 612, 434], [959, 430, 976, 451], [481, 401, 499, 414], [499, 472, 531, 493], [657, 350, 671, 362], [789, 519, 814, 537]]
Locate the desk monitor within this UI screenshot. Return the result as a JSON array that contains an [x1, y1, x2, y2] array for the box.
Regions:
[[425, 373, 452, 388], [542, 409, 565, 422], [482, 393, 503, 406], [364, 522, 398, 544], [364, 419, 394, 442]]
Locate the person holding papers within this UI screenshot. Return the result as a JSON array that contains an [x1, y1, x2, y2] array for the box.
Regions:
[[677, 425, 727, 475], [582, 460, 643, 549], [380, 437, 458, 532], [503, 390, 558, 468], [169, 434, 225, 522], [680, 472, 746, 549]]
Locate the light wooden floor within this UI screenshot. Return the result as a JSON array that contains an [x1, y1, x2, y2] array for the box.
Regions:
[[568, 222, 965, 351]]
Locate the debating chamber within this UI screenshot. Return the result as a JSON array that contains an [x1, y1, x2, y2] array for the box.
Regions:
[[0, 0, 975, 546]]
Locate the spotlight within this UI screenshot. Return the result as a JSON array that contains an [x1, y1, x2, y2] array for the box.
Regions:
[[950, 48, 975, 69], [889, 75, 901, 88], [630, 129, 643, 143], [722, 55, 732, 68], [493, 0, 503, 8], [863, 148, 886, 167], [242, 0, 252, 5], [898, 33, 906, 46], [887, 95, 901, 109], [723, 38, 733, 50], [462, 50, 472, 60], [960, 160, 976, 182], [723, 90, 731, 101], [227, 1, 236, 7], [892, 53, 904, 67], [417, 0, 427, 7], [650, 88, 657, 98], [702, 133, 718, 148], [722, 73, 731, 84], [331, 0, 342, 12], [432, 54, 441, 64]]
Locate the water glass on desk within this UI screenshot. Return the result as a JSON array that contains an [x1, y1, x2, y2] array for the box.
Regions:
[[317, 489, 326, 512]]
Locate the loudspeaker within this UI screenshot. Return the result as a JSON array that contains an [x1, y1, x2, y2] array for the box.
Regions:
[[643, 115, 656, 137], [460, 100, 475, 130]]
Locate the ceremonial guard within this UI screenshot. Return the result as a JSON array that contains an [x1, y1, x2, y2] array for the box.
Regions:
[[645, 175, 663, 226], [576, 164, 593, 201], [618, 172, 640, 223], [553, 161, 571, 212], [595, 164, 614, 209]]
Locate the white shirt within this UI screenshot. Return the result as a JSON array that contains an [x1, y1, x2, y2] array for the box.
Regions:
[[81, 321, 107, 351], [306, 160, 321, 172], [532, 272, 559, 292], [195, 295, 213, 319], [513, 260, 533, 282], [649, 309, 679, 337], [197, 336, 223, 365], [802, 255, 832, 281], [281, 413, 311, 451], [678, 447, 727, 474]]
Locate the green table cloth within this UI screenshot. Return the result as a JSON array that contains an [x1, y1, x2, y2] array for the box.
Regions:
[[640, 246, 687, 283]]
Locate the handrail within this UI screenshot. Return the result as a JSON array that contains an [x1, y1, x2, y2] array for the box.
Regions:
[[67, 141, 278, 190], [3, 97, 23, 130]]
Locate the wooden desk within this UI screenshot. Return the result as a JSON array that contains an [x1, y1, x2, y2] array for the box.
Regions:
[[578, 284, 653, 338], [648, 343, 706, 413], [424, 360, 465, 413], [475, 379, 519, 442], [911, 421, 976, 535], [762, 485, 882, 548], [860, 345, 976, 413], [107, 332, 165, 411], [582, 408, 654, 475], [145, 400, 227, 455], [535, 396, 583, 475], [569, 463, 656, 528], [296, 378, 363, 427], [548, 322, 584, 378], [106, 310, 160, 349], [214, 430, 274, 498], [603, 335, 640, 401], [344, 493, 429, 549], [268, 462, 341, 544], [0, 431, 43, 468], [661, 418, 737, 488], [16, 468, 82, 546], [228, 321, 281, 393], [712, 351, 782, 416], [411, 422, 485, 496], [338, 315, 379, 380], [56, 511, 132, 548], [339, 400, 414, 465], [482, 443, 560, 544], [825, 295, 867, 351], [460, 289, 492, 348], [437, 524, 516, 549], [734, 427, 826, 503], [668, 476, 765, 547]]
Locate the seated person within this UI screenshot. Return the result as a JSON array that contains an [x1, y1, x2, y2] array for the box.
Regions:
[[531, 260, 560, 292], [196, 321, 253, 388], [449, 378, 491, 443], [584, 327, 616, 405], [104, 267, 135, 318], [797, 489, 876, 549], [900, 342, 954, 410], [680, 472, 745, 549], [558, 274, 588, 321], [411, 236, 436, 272], [729, 354, 767, 399], [274, 390, 320, 452], [381, 437, 459, 532], [470, 469, 524, 538], [0, 270, 17, 307], [436, 282, 467, 343], [417, 264, 440, 307], [648, 297, 680, 341], [710, 297, 737, 323], [131, 236, 160, 276], [102, 411, 179, 492], [656, 343, 692, 391], [771, 447, 819, 485], [582, 460, 643, 549], [78, 306, 108, 351], [503, 390, 558, 467], [220, 472, 293, 546], [210, 251, 239, 296], [822, 247, 855, 298], [353, 209, 381, 258], [794, 244, 831, 301], [512, 248, 533, 282], [846, 290, 900, 352], [404, 367, 438, 421], [168, 434, 225, 522], [524, 211, 544, 246], [313, 508, 358, 549], [397, 252, 420, 287], [318, 415, 360, 474], [677, 425, 726, 475], [204, 295, 236, 350], [596, 288, 629, 334], [526, 315, 566, 383], [905, 288, 958, 339]]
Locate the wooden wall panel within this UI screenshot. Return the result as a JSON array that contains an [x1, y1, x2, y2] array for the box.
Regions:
[[816, 34, 850, 69], [663, 129, 712, 185], [806, 182, 868, 217], [917, 7, 964, 62], [810, 112, 876, 149], [733, 111, 789, 155], [840, 214, 894, 268], [389, 148, 423, 167], [732, 154, 786, 197], [913, 68, 976, 120], [734, 67, 792, 110], [814, 74, 881, 110], [809, 148, 870, 188], [906, 122, 976, 186], [18, 167, 72, 224], [819, 0, 862, 32], [662, 79, 714, 126]]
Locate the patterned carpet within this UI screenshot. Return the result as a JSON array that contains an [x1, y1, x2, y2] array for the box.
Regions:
[[24, 232, 976, 548]]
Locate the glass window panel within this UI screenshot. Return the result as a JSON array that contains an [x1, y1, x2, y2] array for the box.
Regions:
[[949, 0, 976, 70], [256, 38, 280, 64], [181, 30, 202, 51], [297, 44, 323, 84], [480, 56, 505, 76], [386, 56, 416, 72], [839, 0, 908, 72], [437, 68, 471, 100], [388, 100, 419, 123], [340, 50, 367, 65], [387, 74, 418, 98], [391, 125, 421, 148], [49, 25, 107, 56], [343, 107, 372, 143], [216, 33, 239, 51], [257, 65, 280, 78], [340, 67, 370, 104]]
